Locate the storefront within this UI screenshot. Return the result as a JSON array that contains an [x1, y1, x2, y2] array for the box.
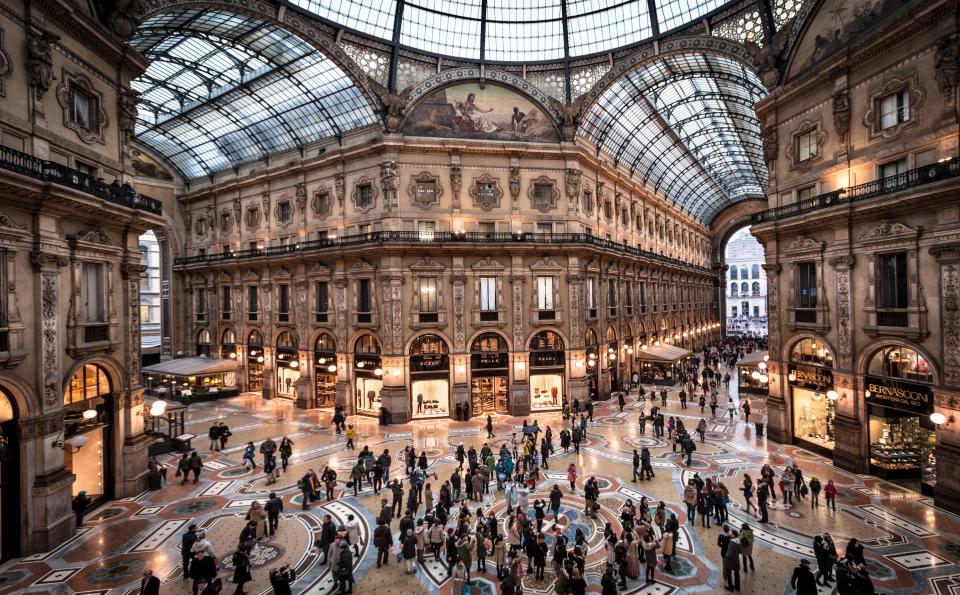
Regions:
[[63, 364, 113, 506], [221, 329, 237, 360], [275, 331, 300, 399], [0, 388, 19, 560], [604, 327, 619, 394], [410, 334, 451, 419], [737, 351, 770, 395], [246, 330, 264, 392], [314, 333, 337, 409], [529, 331, 565, 411], [864, 345, 936, 493], [143, 357, 240, 401], [354, 335, 382, 416], [470, 333, 509, 415], [787, 338, 836, 453], [636, 343, 692, 385]]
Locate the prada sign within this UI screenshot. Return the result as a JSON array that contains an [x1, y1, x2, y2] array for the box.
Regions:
[[788, 364, 833, 392], [865, 375, 933, 415]]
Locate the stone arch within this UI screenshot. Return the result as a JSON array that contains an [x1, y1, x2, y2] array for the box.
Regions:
[[404, 331, 453, 354], [856, 338, 941, 385], [467, 329, 512, 353], [62, 355, 128, 396], [527, 328, 568, 350], [350, 332, 382, 354], [0, 372, 39, 420], [309, 329, 338, 353], [135, 1, 382, 126], [782, 333, 837, 365]]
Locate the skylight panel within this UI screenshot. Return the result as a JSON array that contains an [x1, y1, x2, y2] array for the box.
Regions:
[[657, 0, 725, 32], [400, 5, 481, 59], [485, 20, 565, 61], [288, 0, 395, 40], [567, 2, 651, 56]]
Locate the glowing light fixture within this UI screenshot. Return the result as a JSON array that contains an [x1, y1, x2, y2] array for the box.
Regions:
[[82, 409, 98, 420]]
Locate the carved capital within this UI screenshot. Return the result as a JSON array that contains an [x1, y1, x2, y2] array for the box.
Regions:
[[828, 255, 855, 270], [30, 251, 68, 271]]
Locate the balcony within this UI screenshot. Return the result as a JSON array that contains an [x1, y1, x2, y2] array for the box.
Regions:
[[0, 144, 163, 215], [175, 231, 711, 274], [752, 158, 960, 224]]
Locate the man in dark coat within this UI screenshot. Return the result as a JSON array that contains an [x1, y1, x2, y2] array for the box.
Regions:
[[139, 569, 160, 595], [181, 524, 198, 579], [373, 519, 393, 567], [318, 515, 337, 564], [791, 559, 818, 595]]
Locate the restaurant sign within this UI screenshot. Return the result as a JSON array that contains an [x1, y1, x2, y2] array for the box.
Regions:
[[864, 375, 933, 415], [788, 364, 833, 392]]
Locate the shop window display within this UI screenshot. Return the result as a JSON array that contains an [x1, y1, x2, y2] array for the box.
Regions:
[[355, 376, 382, 413], [869, 412, 936, 483], [530, 373, 563, 410], [410, 334, 451, 419], [792, 389, 835, 449], [412, 379, 450, 418]]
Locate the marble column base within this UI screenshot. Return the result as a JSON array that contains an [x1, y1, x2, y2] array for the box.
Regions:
[[380, 385, 409, 423], [119, 432, 151, 497], [26, 467, 75, 554], [510, 381, 531, 417]]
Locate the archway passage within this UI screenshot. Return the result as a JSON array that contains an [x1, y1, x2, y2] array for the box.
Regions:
[[722, 225, 767, 337], [0, 388, 17, 561]]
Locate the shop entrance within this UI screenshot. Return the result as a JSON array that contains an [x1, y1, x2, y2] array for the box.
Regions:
[[787, 339, 837, 455], [314, 333, 337, 409], [63, 364, 114, 508], [0, 388, 18, 561], [470, 333, 509, 415], [529, 331, 565, 411], [246, 330, 264, 392], [275, 331, 299, 399], [585, 329, 599, 400], [410, 334, 451, 419], [354, 335, 382, 416]]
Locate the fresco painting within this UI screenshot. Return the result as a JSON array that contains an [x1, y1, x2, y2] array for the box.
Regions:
[[402, 82, 560, 142]]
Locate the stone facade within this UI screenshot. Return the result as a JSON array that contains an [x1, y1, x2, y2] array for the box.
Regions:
[[752, 0, 960, 513]]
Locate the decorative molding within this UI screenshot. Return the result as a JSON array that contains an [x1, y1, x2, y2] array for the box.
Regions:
[[27, 31, 58, 103], [380, 160, 399, 209], [862, 72, 925, 141], [935, 32, 960, 103], [472, 256, 505, 271], [40, 273, 59, 410], [118, 87, 138, 146], [943, 262, 960, 387], [295, 182, 307, 214], [452, 278, 465, 351], [351, 176, 378, 214], [528, 175, 560, 213], [565, 168, 581, 202], [832, 89, 850, 146], [450, 162, 462, 206], [530, 256, 562, 271], [410, 255, 445, 271], [367, 77, 411, 132], [857, 220, 918, 243], [469, 173, 503, 211], [219, 210, 233, 234], [274, 195, 293, 228], [407, 171, 443, 210], [55, 69, 108, 144], [0, 28, 10, 97], [73, 228, 113, 246], [785, 237, 825, 253], [786, 117, 826, 172], [581, 188, 594, 215], [0, 212, 26, 231], [261, 193, 270, 223], [311, 187, 333, 220], [509, 164, 521, 200], [232, 198, 241, 229], [244, 205, 260, 231]]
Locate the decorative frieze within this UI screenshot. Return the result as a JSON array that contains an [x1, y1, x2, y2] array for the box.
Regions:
[[830, 255, 855, 369]]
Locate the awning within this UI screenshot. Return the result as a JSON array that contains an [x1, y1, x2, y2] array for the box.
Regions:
[[736, 351, 769, 367], [636, 344, 693, 363], [143, 356, 237, 377]]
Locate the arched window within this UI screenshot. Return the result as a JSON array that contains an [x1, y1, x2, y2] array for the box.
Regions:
[[222, 328, 236, 345], [752, 282, 760, 296], [65, 363, 112, 404], [410, 334, 448, 355], [740, 282, 749, 295], [472, 333, 507, 353], [355, 335, 381, 354], [196, 329, 211, 356], [585, 328, 598, 346], [276, 331, 297, 350], [315, 333, 336, 352], [751, 264, 760, 279], [730, 283, 738, 296], [868, 345, 933, 383], [730, 265, 738, 280], [530, 330, 564, 351], [740, 265, 748, 279], [605, 326, 617, 342], [790, 338, 834, 368], [247, 330, 263, 347]]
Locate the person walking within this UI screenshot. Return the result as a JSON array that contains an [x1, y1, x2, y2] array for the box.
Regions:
[[181, 524, 198, 579], [723, 528, 742, 592], [188, 450, 203, 484], [791, 559, 818, 595], [451, 559, 468, 595], [401, 528, 417, 574], [632, 449, 641, 482], [683, 481, 698, 524], [265, 492, 283, 537], [218, 422, 231, 451], [640, 447, 654, 480], [567, 463, 577, 493], [345, 424, 357, 450], [741, 475, 755, 515], [824, 479, 838, 511], [208, 423, 221, 451], [241, 442, 257, 470], [757, 479, 769, 523], [373, 519, 392, 568], [813, 535, 835, 586], [279, 437, 293, 472], [336, 542, 355, 594], [139, 569, 161, 595], [740, 523, 755, 572], [809, 476, 822, 508], [231, 548, 252, 595]]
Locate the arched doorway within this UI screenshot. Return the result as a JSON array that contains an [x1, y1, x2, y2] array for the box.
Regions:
[[354, 335, 382, 416], [409, 334, 450, 419], [863, 344, 937, 492], [787, 337, 837, 454], [585, 329, 599, 400], [0, 388, 18, 560], [605, 325, 618, 394], [529, 330, 565, 411], [314, 333, 337, 409], [275, 331, 299, 399], [63, 363, 114, 507], [723, 226, 767, 337], [221, 328, 237, 359], [470, 333, 509, 415], [246, 330, 264, 391]]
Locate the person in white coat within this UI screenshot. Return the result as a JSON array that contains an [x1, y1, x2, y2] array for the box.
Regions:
[[345, 513, 362, 557]]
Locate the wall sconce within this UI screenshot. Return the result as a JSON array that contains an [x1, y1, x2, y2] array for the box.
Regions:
[[788, 372, 797, 382], [391, 368, 402, 378], [83, 409, 98, 420], [228, 352, 237, 359], [627, 347, 634, 355], [52, 432, 88, 453], [587, 359, 596, 368], [758, 362, 767, 370], [763, 355, 770, 362], [374, 367, 384, 377], [931, 412, 954, 427], [608, 353, 616, 361], [826, 390, 843, 401], [758, 374, 769, 384], [456, 365, 466, 374], [575, 361, 584, 369], [257, 356, 264, 363], [357, 360, 365, 368], [289, 359, 299, 369], [327, 364, 337, 373]]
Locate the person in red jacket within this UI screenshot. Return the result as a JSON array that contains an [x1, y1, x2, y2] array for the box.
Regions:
[[823, 480, 838, 511]]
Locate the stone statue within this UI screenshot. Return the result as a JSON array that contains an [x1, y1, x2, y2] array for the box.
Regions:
[[27, 31, 59, 100], [744, 19, 793, 90], [118, 88, 139, 146], [108, 0, 146, 39], [548, 94, 587, 142], [832, 89, 850, 145], [762, 123, 778, 164], [368, 79, 413, 132], [935, 33, 960, 103]]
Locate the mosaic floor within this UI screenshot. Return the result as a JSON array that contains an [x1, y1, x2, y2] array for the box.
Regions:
[[1, 376, 958, 595]]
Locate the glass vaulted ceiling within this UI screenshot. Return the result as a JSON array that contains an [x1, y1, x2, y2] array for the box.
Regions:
[[580, 53, 768, 222], [293, 0, 727, 62], [129, 10, 377, 180]]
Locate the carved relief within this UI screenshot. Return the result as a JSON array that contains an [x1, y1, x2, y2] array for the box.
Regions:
[[56, 70, 109, 144], [127, 279, 141, 386], [743, 20, 793, 90], [512, 280, 524, 350], [0, 28, 10, 97], [407, 171, 443, 210], [935, 33, 960, 103], [762, 264, 781, 354], [469, 174, 503, 211], [943, 263, 960, 386], [232, 198, 241, 230], [0, 213, 26, 231], [41, 273, 59, 409], [450, 163, 462, 203], [261, 193, 270, 223], [565, 168, 581, 203], [834, 264, 853, 369], [528, 176, 560, 213], [857, 220, 917, 242], [74, 228, 114, 246], [391, 283, 402, 353], [108, 0, 146, 38], [335, 174, 345, 206], [27, 31, 58, 102], [368, 79, 412, 132], [312, 188, 333, 220], [295, 183, 307, 214], [832, 89, 850, 146], [786, 237, 825, 253], [547, 95, 587, 142], [452, 278, 465, 351], [762, 123, 778, 163], [509, 165, 521, 200], [118, 87, 139, 146], [381, 160, 400, 208], [862, 73, 926, 140]]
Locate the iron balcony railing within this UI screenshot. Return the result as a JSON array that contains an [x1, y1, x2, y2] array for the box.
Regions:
[[752, 157, 960, 224], [175, 231, 711, 274], [0, 144, 163, 215]]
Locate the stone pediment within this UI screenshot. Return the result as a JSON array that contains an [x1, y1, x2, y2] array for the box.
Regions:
[[785, 237, 825, 253], [530, 256, 562, 271], [858, 221, 918, 243], [472, 256, 505, 271], [410, 255, 445, 271]]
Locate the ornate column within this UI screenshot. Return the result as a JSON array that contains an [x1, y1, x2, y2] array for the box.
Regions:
[[762, 263, 790, 442], [118, 262, 149, 496], [932, 244, 960, 512], [567, 272, 588, 404], [260, 281, 275, 399], [294, 279, 313, 409], [333, 274, 351, 413], [509, 272, 529, 416], [828, 254, 865, 471], [451, 272, 469, 417], [379, 275, 408, 422]]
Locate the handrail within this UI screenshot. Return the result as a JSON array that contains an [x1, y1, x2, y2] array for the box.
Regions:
[[176, 230, 712, 274], [0, 144, 163, 215], [752, 158, 960, 224]]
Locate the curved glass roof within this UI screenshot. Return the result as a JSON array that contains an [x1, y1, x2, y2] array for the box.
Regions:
[[580, 52, 767, 222], [129, 10, 377, 180], [290, 0, 727, 62]]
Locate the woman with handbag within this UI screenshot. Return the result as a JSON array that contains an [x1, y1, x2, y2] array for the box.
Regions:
[[641, 533, 659, 585], [231, 549, 251, 595], [247, 501, 267, 540]]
